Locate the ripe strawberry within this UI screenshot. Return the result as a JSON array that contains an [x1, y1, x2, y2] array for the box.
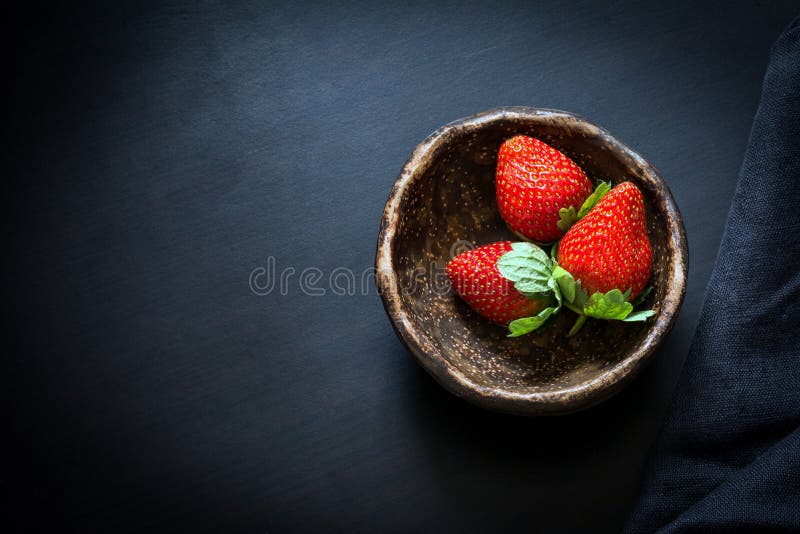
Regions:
[[496, 135, 593, 243], [557, 181, 652, 299], [446, 241, 546, 324]]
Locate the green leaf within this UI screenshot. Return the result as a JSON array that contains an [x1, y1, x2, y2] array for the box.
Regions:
[[507, 306, 557, 337], [515, 281, 551, 296], [551, 265, 576, 303], [549, 240, 559, 261], [583, 289, 633, 320], [510, 241, 549, 259], [572, 282, 588, 309], [568, 315, 587, 337], [622, 287, 632, 301], [577, 181, 612, 218], [557, 206, 579, 232], [547, 275, 562, 307], [526, 292, 556, 301], [554, 182, 613, 236], [496, 242, 552, 295], [630, 286, 653, 308], [623, 309, 656, 322]]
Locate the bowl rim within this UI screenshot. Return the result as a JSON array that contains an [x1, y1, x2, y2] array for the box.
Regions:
[[375, 107, 688, 415]]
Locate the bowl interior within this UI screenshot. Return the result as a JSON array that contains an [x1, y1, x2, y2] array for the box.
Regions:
[[383, 110, 682, 410]]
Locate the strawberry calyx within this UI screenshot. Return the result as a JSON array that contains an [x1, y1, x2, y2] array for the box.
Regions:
[[556, 181, 612, 233], [496, 241, 654, 337], [561, 284, 655, 337]]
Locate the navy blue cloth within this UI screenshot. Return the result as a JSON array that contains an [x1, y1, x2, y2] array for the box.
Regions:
[[625, 18, 800, 533]]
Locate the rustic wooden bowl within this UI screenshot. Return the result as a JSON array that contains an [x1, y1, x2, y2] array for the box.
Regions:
[[376, 107, 688, 415]]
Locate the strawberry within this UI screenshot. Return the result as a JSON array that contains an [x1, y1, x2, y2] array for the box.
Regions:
[[557, 181, 653, 300], [446, 241, 547, 324], [496, 135, 593, 243]]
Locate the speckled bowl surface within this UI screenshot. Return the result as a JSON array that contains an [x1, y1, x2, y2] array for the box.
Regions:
[[375, 107, 688, 415]]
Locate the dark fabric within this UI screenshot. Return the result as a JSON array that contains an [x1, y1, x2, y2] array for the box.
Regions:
[[625, 17, 800, 533]]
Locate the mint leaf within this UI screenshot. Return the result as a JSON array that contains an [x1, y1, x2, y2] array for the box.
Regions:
[[577, 181, 612, 218], [515, 280, 552, 296], [497, 242, 552, 295], [510, 241, 548, 260], [551, 265, 576, 303], [526, 292, 556, 301], [507, 306, 557, 337], [557, 206, 579, 232], [549, 241, 559, 261], [583, 289, 633, 320], [547, 274, 562, 307], [623, 310, 656, 322]]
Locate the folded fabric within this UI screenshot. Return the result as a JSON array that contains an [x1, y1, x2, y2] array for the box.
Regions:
[[624, 17, 800, 533]]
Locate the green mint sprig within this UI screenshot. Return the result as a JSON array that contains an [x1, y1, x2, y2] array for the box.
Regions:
[[497, 240, 654, 337]]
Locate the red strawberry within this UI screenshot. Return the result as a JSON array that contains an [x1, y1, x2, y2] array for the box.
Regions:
[[557, 181, 652, 299], [496, 135, 593, 243], [446, 241, 546, 324]]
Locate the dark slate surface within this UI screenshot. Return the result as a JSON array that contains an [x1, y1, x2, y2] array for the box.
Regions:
[[6, 1, 798, 532]]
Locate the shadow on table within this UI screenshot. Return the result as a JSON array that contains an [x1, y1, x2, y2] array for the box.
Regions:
[[400, 331, 688, 532]]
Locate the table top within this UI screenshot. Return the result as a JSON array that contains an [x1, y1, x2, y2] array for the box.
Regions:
[[8, 1, 798, 532]]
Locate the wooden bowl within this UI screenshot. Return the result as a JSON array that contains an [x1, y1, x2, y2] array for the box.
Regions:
[[375, 107, 688, 415]]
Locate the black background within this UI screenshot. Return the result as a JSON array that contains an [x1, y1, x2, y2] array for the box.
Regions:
[[6, 1, 798, 532]]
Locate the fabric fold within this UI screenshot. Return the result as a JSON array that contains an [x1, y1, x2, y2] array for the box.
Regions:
[[625, 16, 800, 533]]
